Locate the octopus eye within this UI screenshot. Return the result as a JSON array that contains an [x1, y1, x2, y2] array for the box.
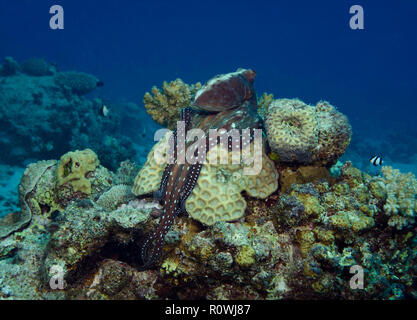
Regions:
[[75, 162, 80, 168]]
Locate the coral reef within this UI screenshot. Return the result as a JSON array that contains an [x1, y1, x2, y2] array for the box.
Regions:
[[264, 99, 351, 166], [1, 134, 416, 301], [256, 92, 274, 119], [0, 57, 137, 170], [143, 79, 201, 129]]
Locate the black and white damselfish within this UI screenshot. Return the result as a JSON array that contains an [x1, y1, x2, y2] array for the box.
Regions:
[[370, 155, 383, 166]]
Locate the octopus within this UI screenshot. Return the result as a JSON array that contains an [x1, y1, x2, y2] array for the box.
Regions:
[[139, 68, 262, 269]]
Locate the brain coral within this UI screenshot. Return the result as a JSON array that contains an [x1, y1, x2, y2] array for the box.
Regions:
[[132, 135, 278, 226], [96, 184, 135, 211], [57, 149, 100, 204], [264, 99, 351, 166], [143, 79, 201, 130]]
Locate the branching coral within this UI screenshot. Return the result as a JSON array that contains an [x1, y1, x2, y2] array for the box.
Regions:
[[264, 98, 351, 166], [143, 79, 201, 129]]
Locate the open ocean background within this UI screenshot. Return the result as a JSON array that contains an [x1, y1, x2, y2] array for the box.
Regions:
[[0, 0, 416, 215]]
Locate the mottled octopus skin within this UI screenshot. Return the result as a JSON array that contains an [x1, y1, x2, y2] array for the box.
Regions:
[[193, 69, 257, 112], [140, 69, 260, 269]]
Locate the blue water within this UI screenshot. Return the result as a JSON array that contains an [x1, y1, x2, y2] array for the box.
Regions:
[[1, 0, 417, 168]]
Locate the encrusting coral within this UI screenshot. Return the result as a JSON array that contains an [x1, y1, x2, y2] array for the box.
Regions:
[[264, 98, 351, 166], [143, 79, 201, 129]]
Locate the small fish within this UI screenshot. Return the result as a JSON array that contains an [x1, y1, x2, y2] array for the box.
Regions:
[[370, 155, 383, 166], [100, 104, 110, 117]]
